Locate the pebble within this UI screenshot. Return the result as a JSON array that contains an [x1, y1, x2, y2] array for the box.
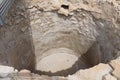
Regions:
[[19, 69, 31, 73]]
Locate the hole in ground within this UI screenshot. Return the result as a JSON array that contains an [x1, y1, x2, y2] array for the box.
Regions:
[[5, 42, 117, 77], [2, 0, 118, 77], [61, 4, 69, 9], [34, 42, 118, 76]]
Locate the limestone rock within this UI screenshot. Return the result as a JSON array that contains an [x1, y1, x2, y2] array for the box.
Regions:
[[67, 63, 113, 80], [19, 69, 31, 73], [30, 0, 102, 16], [103, 74, 117, 80], [110, 57, 120, 80]]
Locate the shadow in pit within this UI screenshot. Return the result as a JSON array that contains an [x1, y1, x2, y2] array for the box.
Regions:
[[0, 0, 35, 72]]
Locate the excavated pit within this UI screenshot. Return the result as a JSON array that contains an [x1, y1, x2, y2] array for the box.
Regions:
[[35, 49, 102, 76], [0, 0, 120, 77]]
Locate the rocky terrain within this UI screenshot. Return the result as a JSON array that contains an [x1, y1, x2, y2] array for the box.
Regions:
[[0, 0, 120, 80]]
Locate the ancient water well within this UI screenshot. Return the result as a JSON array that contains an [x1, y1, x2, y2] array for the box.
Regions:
[[0, 0, 120, 77]]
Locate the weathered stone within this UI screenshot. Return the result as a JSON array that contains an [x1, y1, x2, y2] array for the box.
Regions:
[[19, 69, 31, 73], [30, 0, 102, 15], [103, 74, 117, 80], [67, 63, 113, 80], [110, 57, 120, 80]]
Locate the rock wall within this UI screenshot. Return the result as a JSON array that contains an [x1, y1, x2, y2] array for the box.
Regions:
[[0, 0, 35, 71]]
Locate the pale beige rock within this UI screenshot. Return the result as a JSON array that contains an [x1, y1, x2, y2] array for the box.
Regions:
[[29, 0, 102, 16], [103, 74, 117, 80], [110, 57, 120, 80], [67, 63, 113, 80], [19, 69, 31, 73], [58, 8, 69, 16]]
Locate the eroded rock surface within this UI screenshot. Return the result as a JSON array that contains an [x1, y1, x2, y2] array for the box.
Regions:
[[110, 57, 120, 80], [68, 63, 113, 80]]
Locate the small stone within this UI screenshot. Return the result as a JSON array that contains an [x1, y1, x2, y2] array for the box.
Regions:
[[21, 27, 28, 32], [69, 12, 74, 15], [103, 74, 117, 80], [14, 69, 18, 72], [58, 8, 69, 16], [58, 77, 67, 80], [109, 57, 120, 79], [19, 69, 31, 73], [30, 7, 38, 12], [34, 19, 41, 24]]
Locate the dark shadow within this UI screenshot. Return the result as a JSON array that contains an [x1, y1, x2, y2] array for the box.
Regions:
[[61, 4, 69, 9]]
